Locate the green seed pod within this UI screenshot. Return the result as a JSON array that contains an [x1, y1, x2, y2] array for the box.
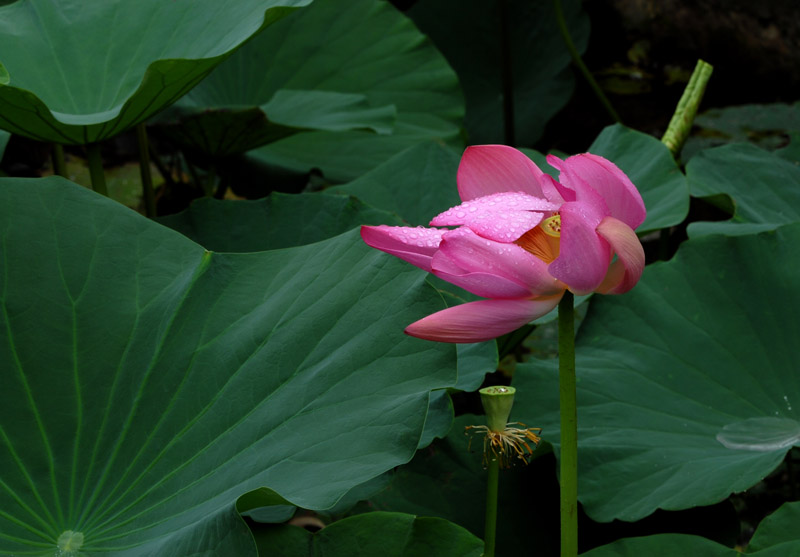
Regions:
[[479, 386, 516, 432]]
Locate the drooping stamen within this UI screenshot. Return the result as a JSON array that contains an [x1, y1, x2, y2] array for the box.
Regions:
[[515, 213, 561, 263]]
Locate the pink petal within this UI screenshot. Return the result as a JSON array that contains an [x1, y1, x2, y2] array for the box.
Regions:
[[457, 145, 548, 201], [548, 201, 611, 295], [360, 225, 445, 272], [547, 153, 609, 215], [430, 192, 558, 243], [549, 153, 646, 230], [434, 227, 564, 297], [540, 174, 566, 204], [595, 216, 645, 294], [404, 295, 564, 343], [432, 253, 533, 298]]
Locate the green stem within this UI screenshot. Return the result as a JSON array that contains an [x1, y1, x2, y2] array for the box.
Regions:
[[205, 163, 217, 197], [558, 290, 578, 557], [136, 123, 156, 217], [483, 456, 500, 557], [658, 226, 671, 261], [661, 59, 713, 157], [85, 143, 108, 196], [499, 0, 515, 145], [553, 0, 620, 124], [52, 144, 66, 177]]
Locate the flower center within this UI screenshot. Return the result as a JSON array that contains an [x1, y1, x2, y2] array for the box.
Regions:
[[515, 214, 561, 264]]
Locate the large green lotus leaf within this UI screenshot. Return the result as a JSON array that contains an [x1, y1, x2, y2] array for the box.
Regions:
[[0, 0, 309, 144], [252, 512, 483, 556], [775, 131, 800, 164], [368, 414, 559, 556], [588, 124, 689, 233], [582, 534, 735, 556], [0, 178, 458, 555], [158, 89, 396, 157], [156, 192, 402, 252], [156, 192, 488, 444], [512, 224, 800, 522], [330, 142, 462, 225], [682, 102, 800, 162], [746, 500, 800, 553], [238, 0, 465, 182], [686, 143, 800, 238], [407, 0, 588, 145], [584, 501, 800, 556]]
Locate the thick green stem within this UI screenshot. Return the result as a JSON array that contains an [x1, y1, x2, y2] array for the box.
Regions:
[[661, 59, 713, 157], [136, 123, 156, 218], [483, 456, 500, 557], [499, 0, 515, 145], [205, 163, 217, 197], [85, 143, 108, 196], [558, 290, 578, 557], [553, 0, 620, 124], [52, 143, 66, 177]]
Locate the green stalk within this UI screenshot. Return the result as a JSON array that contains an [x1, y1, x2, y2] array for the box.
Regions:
[[205, 163, 217, 197], [52, 143, 66, 177], [558, 290, 578, 556], [483, 456, 500, 557], [661, 59, 713, 157], [85, 142, 108, 196], [659, 59, 713, 257], [499, 0, 515, 145], [136, 123, 156, 217], [553, 0, 620, 124]]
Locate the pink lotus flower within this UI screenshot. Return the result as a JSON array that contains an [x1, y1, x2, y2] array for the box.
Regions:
[[361, 145, 646, 343]]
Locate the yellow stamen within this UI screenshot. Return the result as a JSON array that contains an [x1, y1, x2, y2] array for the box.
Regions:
[[515, 214, 561, 263], [465, 423, 543, 468]]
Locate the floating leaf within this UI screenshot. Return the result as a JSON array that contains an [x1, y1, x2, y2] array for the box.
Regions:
[[513, 224, 800, 522], [330, 142, 462, 225], [584, 501, 800, 556], [583, 533, 735, 556], [252, 512, 484, 556], [156, 192, 401, 252], [682, 102, 800, 162], [0, 177, 457, 555], [686, 143, 800, 237], [158, 89, 396, 157], [0, 0, 309, 144], [241, 0, 465, 181]]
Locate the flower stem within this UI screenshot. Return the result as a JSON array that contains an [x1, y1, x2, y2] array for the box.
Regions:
[[85, 142, 108, 196], [553, 0, 620, 124], [558, 290, 578, 556], [661, 59, 713, 157], [499, 0, 515, 145], [52, 143, 66, 177], [136, 123, 156, 218], [483, 455, 500, 557]]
